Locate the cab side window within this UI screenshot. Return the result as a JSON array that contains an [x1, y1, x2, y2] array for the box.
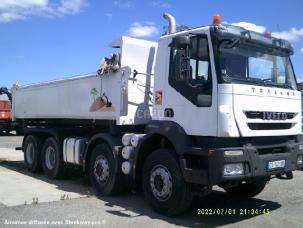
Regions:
[[169, 35, 212, 107], [190, 37, 211, 86]]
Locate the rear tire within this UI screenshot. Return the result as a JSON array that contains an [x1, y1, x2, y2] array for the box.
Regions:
[[41, 137, 66, 179], [224, 181, 267, 198], [142, 149, 192, 216], [89, 144, 131, 196], [23, 135, 43, 172]]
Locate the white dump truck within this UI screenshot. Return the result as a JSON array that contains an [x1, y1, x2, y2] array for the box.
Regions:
[[11, 13, 303, 215]]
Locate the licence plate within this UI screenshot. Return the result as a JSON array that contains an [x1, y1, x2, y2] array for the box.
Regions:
[[267, 160, 285, 170]]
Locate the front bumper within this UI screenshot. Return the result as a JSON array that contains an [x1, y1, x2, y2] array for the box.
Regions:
[[181, 141, 303, 185]]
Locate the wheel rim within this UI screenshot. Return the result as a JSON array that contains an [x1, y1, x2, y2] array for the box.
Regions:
[[26, 143, 35, 165], [94, 155, 110, 183], [45, 146, 56, 170], [149, 165, 173, 202]]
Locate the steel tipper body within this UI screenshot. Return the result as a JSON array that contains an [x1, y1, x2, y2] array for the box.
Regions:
[[12, 13, 303, 216]]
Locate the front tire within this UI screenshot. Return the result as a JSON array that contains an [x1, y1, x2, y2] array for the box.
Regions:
[[23, 135, 43, 172], [224, 181, 267, 198], [89, 144, 130, 196], [142, 149, 192, 216], [41, 137, 66, 179]]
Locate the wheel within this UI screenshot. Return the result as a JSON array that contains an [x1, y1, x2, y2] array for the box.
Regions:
[[23, 135, 43, 172], [41, 137, 66, 179], [142, 149, 193, 216], [224, 181, 267, 198], [89, 144, 131, 196]]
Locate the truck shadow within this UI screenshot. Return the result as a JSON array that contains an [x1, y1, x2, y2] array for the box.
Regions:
[[1, 160, 281, 227], [101, 191, 281, 227], [0, 160, 93, 196]]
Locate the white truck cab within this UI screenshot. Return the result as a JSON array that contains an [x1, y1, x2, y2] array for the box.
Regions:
[[153, 16, 301, 138]]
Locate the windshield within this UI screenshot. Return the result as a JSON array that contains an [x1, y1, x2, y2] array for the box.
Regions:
[[219, 42, 297, 90]]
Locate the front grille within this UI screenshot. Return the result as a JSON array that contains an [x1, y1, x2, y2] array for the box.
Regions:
[[247, 123, 293, 130], [245, 111, 296, 120], [257, 146, 289, 155]]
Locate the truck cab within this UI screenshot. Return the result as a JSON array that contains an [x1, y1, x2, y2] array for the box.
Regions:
[[0, 88, 14, 134], [154, 16, 300, 138], [0, 100, 11, 122]]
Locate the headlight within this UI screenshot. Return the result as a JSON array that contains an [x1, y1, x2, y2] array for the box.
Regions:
[[224, 163, 244, 176], [297, 155, 303, 165], [224, 150, 243, 156], [299, 145, 303, 150]]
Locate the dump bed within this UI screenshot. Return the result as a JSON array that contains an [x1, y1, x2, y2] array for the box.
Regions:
[[12, 67, 131, 123], [11, 36, 157, 125]]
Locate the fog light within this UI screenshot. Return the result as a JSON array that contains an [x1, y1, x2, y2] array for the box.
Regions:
[[297, 155, 303, 165], [224, 150, 243, 156], [299, 145, 303, 150], [224, 163, 244, 176]]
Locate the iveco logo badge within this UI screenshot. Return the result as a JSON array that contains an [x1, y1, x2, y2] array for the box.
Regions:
[[262, 112, 287, 120]]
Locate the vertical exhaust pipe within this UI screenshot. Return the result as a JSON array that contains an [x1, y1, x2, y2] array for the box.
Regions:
[[163, 13, 176, 34]]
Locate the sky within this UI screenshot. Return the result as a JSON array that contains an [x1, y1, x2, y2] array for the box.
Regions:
[[0, 0, 303, 88]]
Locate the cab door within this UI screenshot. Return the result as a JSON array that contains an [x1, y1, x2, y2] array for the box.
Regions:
[[162, 33, 218, 136]]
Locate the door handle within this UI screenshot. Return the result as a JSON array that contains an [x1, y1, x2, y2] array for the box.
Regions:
[[164, 108, 174, 118]]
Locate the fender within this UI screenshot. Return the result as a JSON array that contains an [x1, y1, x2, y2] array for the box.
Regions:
[[84, 133, 122, 173], [144, 120, 189, 155], [131, 121, 189, 183]]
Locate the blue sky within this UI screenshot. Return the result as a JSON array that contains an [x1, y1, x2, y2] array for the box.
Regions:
[[0, 0, 303, 88]]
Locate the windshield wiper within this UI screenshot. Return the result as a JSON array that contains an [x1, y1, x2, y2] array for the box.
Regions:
[[262, 80, 293, 90], [229, 77, 263, 85], [220, 38, 240, 49], [228, 77, 294, 90]]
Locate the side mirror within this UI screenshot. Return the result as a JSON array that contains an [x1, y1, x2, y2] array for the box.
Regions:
[[170, 35, 191, 81], [171, 35, 191, 49]]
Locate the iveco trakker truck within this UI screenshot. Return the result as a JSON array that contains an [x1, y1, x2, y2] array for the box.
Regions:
[[11, 14, 303, 216]]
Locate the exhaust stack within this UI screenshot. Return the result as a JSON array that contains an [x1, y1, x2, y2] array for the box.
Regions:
[[163, 13, 176, 34]]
